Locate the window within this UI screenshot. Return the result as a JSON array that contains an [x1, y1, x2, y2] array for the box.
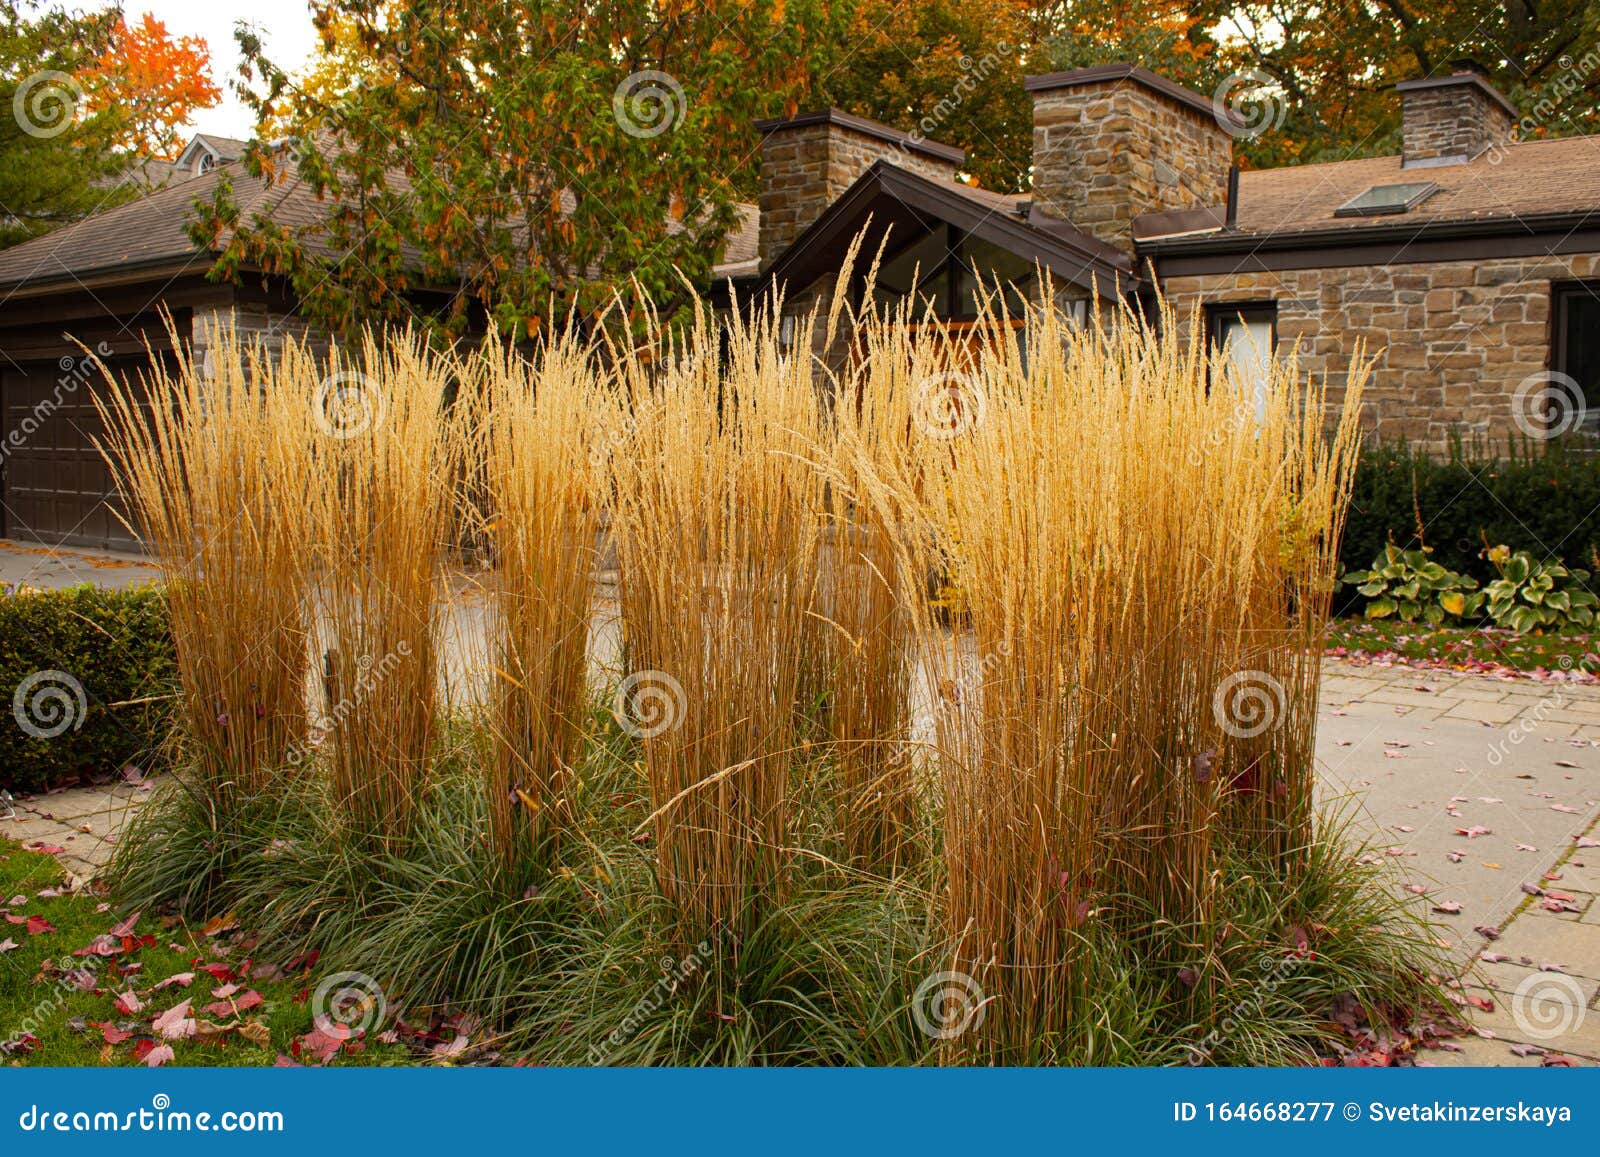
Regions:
[[1333, 182, 1439, 218], [1551, 282, 1600, 437], [1207, 302, 1278, 421]]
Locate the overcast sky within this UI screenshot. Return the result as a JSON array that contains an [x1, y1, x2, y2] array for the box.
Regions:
[[125, 0, 319, 139]]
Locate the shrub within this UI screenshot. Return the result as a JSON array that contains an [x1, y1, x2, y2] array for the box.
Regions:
[[0, 582, 175, 794], [1483, 546, 1599, 632], [1341, 437, 1600, 591], [1340, 544, 1483, 623]]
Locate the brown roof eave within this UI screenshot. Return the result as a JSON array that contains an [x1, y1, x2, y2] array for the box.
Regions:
[[0, 254, 220, 300], [1140, 210, 1600, 276], [1138, 209, 1600, 256]]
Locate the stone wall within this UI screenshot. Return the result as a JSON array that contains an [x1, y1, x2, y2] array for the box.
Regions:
[[190, 302, 333, 378], [1162, 253, 1598, 449], [1030, 79, 1232, 251], [756, 118, 962, 266]]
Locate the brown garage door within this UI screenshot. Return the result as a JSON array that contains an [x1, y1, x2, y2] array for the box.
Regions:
[[0, 355, 159, 551]]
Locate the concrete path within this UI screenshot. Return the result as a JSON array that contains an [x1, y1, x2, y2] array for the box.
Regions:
[[0, 540, 157, 591], [1317, 665, 1600, 1065]]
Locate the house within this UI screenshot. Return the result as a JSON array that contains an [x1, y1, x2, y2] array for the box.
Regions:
[[728, 64, 1600, 452], [2, 66, 1597, 550]]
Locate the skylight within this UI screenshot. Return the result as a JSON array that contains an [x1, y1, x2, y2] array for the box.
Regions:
[[1333, 182, 1440, 218]]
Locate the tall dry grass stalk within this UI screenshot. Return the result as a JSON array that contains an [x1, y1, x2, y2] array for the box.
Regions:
[[307, 332, 458, 845], [841, 289, 1368, 1056], [607, 296, 832, 942], [468, 333, 605, 872], [96, 323, 318, 806], [821, 325, 922, 872]]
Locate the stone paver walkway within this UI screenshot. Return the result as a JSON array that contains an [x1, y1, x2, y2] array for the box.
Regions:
[[2, 779, 153, 883], [1317, 661, 1600, 1065]]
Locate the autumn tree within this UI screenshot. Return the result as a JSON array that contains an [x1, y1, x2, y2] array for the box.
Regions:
[[197, 0, 847, 340], [811, 0, 1035, 192], [82, 13, 222, 158], [1041, 0, 1600, 167]]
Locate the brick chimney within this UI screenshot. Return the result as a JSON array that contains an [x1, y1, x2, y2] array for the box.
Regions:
[[753, 109, 964, 267], [1024, 63, 1234, 252], [1396, 65, 1516, 167]]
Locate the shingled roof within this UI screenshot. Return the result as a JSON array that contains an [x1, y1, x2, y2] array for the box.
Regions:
[[0, 157, 320, 295], [1137, 134, 1600, 251]]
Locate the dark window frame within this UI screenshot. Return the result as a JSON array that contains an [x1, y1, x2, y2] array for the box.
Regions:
[[1204, 300, 1279, 394], [1205, 300, 1278, 352], [1551, 279, 1600, 439]]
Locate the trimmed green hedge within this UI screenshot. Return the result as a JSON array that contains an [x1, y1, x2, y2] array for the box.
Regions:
[[1342, 437, 1600, 596], [0, 583, 176, 795]]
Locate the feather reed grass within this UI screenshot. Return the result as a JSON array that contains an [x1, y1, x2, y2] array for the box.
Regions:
[[837, 289, 1369, 1056], [606, 296, 831, 943], [95, 322, 318, 806], [306, 332, 458, 845], [466, 332, 606, 873]]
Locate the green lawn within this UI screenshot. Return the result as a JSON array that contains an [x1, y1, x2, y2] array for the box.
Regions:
[[1325, 617, 1600, 676], [0, 840, 416, 1067]]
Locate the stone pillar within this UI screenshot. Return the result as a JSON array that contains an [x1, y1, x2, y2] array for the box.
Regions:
[[1024, 63, 1234, 252], [753, 109, 964, 268], [1396, 70, 1516, 167]]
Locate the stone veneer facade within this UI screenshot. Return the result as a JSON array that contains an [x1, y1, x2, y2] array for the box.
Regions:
[[1162, 252, 1600, 449], [755, 113, 963, 266], [1397, 74, 1516, 165], [1027, 70, 1234, 251]]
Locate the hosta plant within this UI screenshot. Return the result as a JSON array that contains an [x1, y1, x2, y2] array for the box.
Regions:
[[1341, 544, 1483, 624], [1483, 546, 1599, 633]]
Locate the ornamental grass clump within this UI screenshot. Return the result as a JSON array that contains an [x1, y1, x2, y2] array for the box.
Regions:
[[467, 332, 606, 876], [96, 323, 319, 808], [840, 290, 1368, 1059], [306, 332, 459, 846], [607, 297, 830, 944], [820, 316, 925, 873]]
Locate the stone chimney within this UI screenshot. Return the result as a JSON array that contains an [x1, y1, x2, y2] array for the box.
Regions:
[[753, 109, 964, 267], [1024, 63, 1234, 252], [1396, 65, 1516, 167]]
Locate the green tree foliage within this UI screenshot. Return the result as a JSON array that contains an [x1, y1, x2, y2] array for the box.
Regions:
[[0, 0, 128, 247], [195, 0, 848, 341]]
